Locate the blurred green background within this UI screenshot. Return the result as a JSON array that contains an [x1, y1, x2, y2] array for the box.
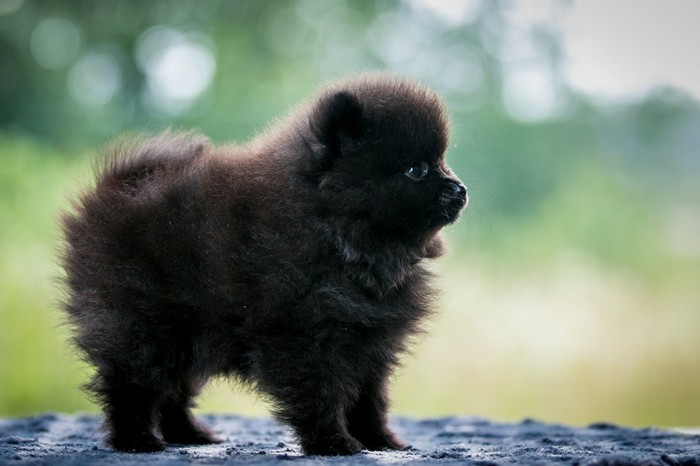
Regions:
[[1, 0, 699, 428]]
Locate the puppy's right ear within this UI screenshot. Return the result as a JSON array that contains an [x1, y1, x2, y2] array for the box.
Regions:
[[308, 91, 364, 163]]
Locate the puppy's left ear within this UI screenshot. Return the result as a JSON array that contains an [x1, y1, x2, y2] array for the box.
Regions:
[[309, 91, 364, 163]]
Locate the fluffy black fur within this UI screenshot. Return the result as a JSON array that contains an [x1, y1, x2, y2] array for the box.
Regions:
[[60, 74, 468, 455]]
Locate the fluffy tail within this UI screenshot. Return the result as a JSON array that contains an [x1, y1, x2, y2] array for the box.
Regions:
[[96, 131, 210, 192]]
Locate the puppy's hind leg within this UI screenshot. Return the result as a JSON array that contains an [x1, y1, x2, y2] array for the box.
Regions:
[[159, 378, 222, 445], [80, 317, 180, 452], [91, 370, 166, 452]]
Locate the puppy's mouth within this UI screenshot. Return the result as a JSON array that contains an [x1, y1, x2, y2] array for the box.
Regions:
[[437, 181, 468, 223]]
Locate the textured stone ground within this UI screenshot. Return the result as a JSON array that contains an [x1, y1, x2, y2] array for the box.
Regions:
[[1, 414, 699, 465]]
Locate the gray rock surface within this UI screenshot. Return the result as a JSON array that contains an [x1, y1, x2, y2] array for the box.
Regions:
[[1, 414, 699, 465]]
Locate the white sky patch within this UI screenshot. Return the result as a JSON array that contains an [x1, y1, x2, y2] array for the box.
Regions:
[[411, 0, 700, 102], [561, 0, 700, 101]]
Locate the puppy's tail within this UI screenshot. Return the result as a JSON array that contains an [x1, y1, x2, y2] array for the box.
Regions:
[[96, 131, 210, 192]]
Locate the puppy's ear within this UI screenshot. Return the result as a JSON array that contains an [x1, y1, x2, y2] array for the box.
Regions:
[[309, 91, 364, 162]]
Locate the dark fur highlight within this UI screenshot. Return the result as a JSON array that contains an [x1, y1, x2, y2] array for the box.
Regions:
[[60, 74, 467, 455]]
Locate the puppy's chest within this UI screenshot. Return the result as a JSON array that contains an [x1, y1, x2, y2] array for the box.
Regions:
[[306, 261, 427, 326], [342, 254, 419, 299]]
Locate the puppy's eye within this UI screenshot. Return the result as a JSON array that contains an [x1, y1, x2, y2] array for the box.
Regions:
[[404, 162, 429, 180]]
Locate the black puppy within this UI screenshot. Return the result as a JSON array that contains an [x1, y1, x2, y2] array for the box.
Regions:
[[60, 74, 468, 455]]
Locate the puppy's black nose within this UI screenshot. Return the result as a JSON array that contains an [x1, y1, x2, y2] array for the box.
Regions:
[[448, 182, 467, 200]]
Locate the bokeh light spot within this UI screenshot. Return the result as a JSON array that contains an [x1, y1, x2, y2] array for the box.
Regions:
[[68, 51, 122, 107], [405, 0, 481, 26], [30, 18, 81, 70], [136, 27, 216, 115], [502, 62, 562, 122], [0, 0, 23, 15]]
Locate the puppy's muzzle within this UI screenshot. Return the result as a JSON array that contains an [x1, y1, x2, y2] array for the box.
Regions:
[[440, 181, 468, 208], [436, 180, 468, 224]]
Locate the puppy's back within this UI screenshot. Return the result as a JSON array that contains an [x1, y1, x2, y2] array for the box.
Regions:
[[60, 132, 214, 325]]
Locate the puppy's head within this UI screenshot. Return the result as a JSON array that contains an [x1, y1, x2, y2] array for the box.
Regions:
[[301, 74, 467, 248]]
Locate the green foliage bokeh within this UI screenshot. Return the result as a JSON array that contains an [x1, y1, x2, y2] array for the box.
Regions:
[[1, 0, 698, 426]]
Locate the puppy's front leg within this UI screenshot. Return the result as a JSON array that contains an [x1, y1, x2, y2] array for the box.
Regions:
[[291, 405, 363, 456], [256, 351, 363, 456], [346, 370, 408, 451]]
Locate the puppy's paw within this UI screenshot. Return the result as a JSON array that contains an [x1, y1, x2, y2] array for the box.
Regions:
[[355, 429, 409, 451], [301, 435, 363, 456], [109, 431, 165, 453], [161, 424, 223, 445]]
